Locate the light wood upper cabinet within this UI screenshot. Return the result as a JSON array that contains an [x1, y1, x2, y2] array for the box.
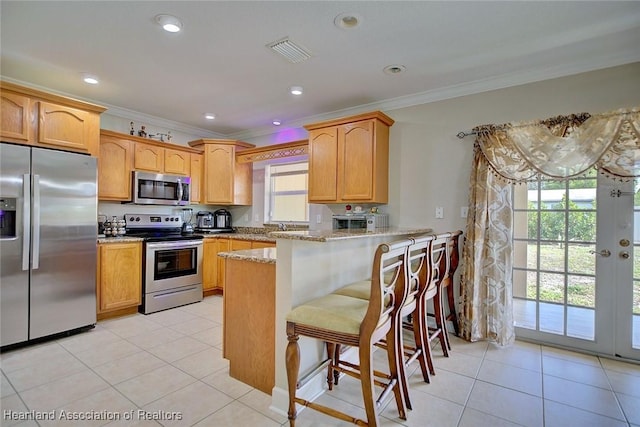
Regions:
[[134, 142, 165, 172], [1, 91, 31, 142], [97, 242, 142, 314], [98, 130, 202, 201], [188, 139, 255, 205], [98, 131, 134, 201], [165, 148, 191, 176], [304, 111, 393, 204], [190, 153, 203, 203], [1, 81, 105, 156], [38, 101, 94, 154]]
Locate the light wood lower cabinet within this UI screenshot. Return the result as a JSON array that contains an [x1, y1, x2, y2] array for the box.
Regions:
[[97, 242, 142, 319], [223, 257, 275, 394], [202, 237, 275, 294]]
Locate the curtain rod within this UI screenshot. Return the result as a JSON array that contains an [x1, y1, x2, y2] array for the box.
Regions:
[[456, 130, 477, 139]]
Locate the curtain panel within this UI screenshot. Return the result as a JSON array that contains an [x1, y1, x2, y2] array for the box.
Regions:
[[459, 107, 639, 345]]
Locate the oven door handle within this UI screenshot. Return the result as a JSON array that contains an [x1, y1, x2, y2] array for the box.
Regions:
[[146, 240, 203, 250]]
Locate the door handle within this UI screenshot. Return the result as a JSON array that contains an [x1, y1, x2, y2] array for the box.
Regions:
[[22, 174, 31, 271], [619, 251, 630, 259], [590, 249, 611, 257]]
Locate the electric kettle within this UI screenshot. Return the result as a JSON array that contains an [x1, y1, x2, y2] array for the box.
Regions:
[[214, 209, 232, 229]]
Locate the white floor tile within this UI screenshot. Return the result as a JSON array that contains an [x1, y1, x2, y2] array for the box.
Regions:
[[617, 392, 640, 425], [124, 327, 185, 350], [382, 387, 464, 427], [201, 368, 253, 399], [192, 401, 280, 427], [146, 336, 210, 363], [92, 351, 167, 385], [541, 345, 601, 367], [72, 339, 142, 368], [542, 355, 611, 389], [543, 375, 626, 421], [171, 347, 228, 379], [458, 407, 523, 427], [19, 370, 110, 412], [477, 358, 542, 396], [606, 369, 640, 398], [466, 380, 543, 427], [544, 399, 629, 427], [407, 365, 475, 405], [141, 381, 233, 427], [5, 350, 87, 392], [237, 389, 288, 425], [484, 341, 542, 372], [114, 365, 196, 407]]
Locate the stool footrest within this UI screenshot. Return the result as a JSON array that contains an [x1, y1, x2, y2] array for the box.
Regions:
[[293, 397, 368, 426]]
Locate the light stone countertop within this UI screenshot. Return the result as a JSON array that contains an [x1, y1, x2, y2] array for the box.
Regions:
[[218, 247, 276, 264], [200, 233, 276, 243], [266, 227, 433, 242]]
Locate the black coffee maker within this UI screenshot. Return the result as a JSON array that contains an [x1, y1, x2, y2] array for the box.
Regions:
[[213, 209, 232, 230]]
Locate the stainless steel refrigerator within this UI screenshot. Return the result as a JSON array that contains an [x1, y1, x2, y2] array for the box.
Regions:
[[1, 143, 97, 347]]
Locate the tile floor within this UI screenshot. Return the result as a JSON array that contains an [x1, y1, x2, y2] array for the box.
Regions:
[[1, 295, 639, 427]]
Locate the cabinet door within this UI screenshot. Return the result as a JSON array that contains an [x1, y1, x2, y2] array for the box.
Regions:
[[252, 241, 275, 249], [98, 243, 142, 312], [164, 148, 191, 176], [190, 153, 203, 203], [98, 135, 133, 201], [230, 239, 252, 251], [340, 120, 375, 201], [204, 144, 234, 204], [135, 142, 165, 172], [216, 238, 230, 290], [203, 239, 217, 291], [38, 101, 92, 153], [308, 126, 339, 202], [1, 92, 31, 142]]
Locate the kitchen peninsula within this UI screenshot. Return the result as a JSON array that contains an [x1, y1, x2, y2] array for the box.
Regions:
[[219, 227, 432, 412]]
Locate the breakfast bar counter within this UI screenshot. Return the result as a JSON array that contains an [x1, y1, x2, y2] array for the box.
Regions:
[[268, 226, 432, 414]]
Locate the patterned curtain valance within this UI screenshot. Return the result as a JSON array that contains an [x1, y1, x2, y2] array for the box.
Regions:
[[473, 107, 640, 183]]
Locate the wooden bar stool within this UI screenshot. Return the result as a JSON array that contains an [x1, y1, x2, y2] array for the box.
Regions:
[[332, 235, 437, 406], [425, 232, 452, 356], [285, 239, 412, 427], [443, 230, 463, 339]]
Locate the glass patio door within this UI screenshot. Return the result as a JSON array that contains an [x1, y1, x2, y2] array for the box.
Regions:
[[512, 170, 639, 361]]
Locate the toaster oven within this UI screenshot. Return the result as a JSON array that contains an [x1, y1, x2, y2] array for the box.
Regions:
[[332, 213, 389, 231]]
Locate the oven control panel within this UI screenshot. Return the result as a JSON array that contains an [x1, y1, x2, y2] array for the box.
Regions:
[[124, 213, 182, 229]]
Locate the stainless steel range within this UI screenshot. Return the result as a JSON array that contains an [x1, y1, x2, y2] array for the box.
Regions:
[[125, 213, 204, 314]]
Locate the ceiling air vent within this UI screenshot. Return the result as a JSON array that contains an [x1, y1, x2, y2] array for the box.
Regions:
[[266, 37, 312, 63]]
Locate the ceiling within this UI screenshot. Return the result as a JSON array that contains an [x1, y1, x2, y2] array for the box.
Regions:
[[2, 1, 639, 139]]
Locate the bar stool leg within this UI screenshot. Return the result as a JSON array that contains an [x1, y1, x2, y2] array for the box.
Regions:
[[325, 342, 337, 389], [446, 284, 460, 338], [286, 332, 300, 426]]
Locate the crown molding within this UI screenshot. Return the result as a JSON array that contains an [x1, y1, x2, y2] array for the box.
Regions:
[[228, 55, 640, 141]]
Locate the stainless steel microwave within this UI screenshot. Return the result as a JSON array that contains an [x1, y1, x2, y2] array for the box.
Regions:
[[333, 213, 389, 231], [132, 171, 190, 205]]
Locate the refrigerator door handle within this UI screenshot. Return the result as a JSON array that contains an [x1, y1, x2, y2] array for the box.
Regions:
[[32, 174, 40, 270], [22, 174, 31, 271]]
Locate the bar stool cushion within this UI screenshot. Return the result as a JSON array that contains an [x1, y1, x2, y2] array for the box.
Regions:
[[286, 294, 370, 335]]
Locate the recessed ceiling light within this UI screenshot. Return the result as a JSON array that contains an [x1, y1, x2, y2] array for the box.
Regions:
[[82, 74, 99, 85], [289, 86, 303, 96], [155, 14, 182, 33], [334, 13, 362, 29], [204, 113, 215, 120], [383, 65, 406, 75], [272, 120, 281, 126]]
